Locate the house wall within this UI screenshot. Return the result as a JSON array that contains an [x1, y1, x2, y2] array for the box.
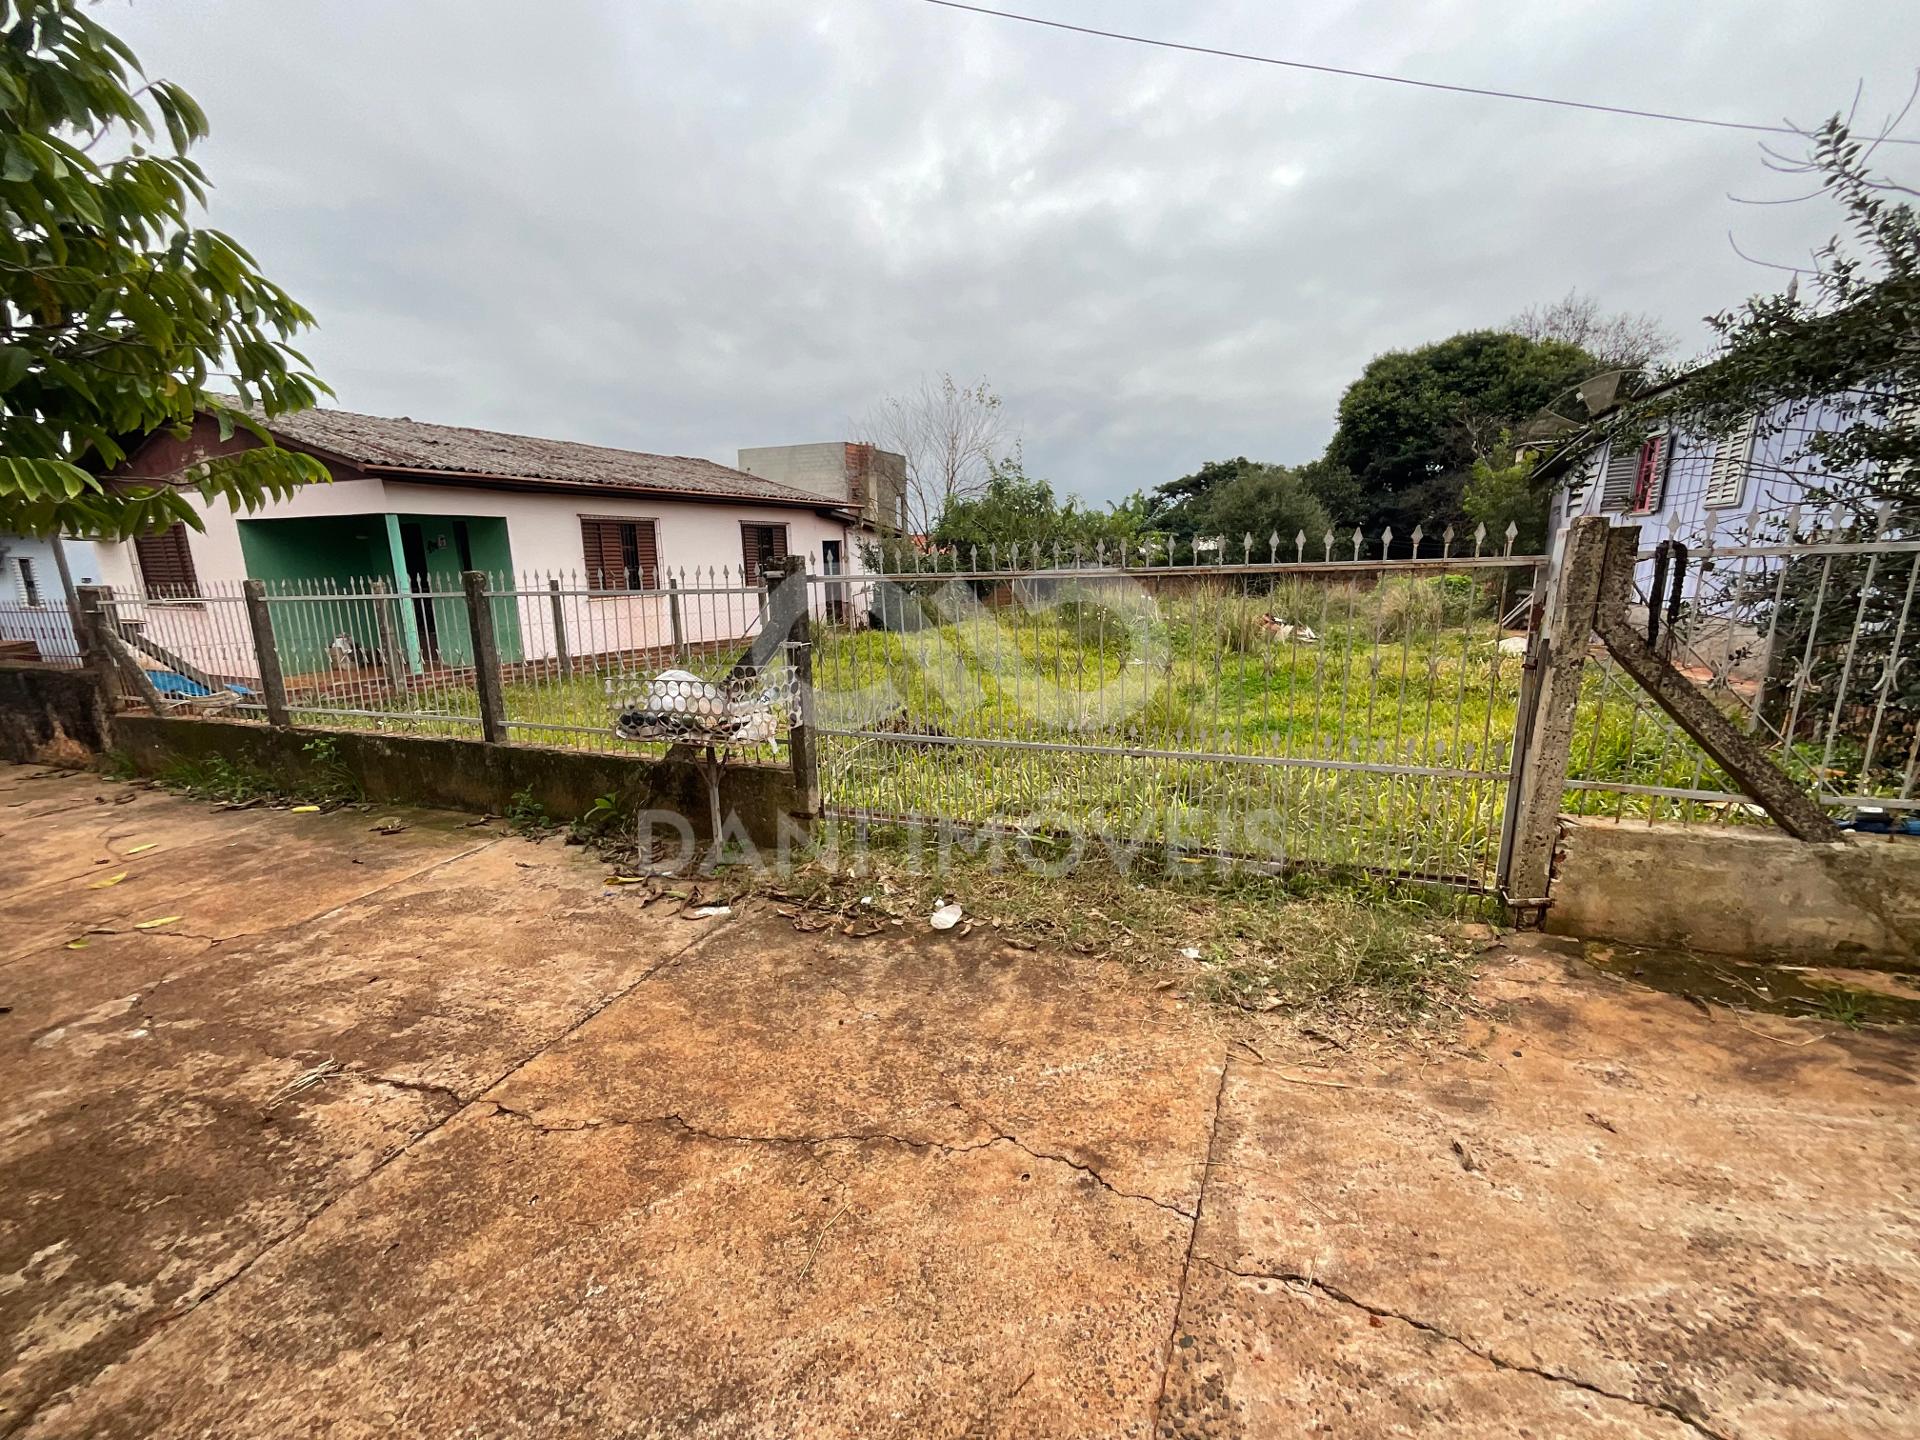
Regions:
[[375, 481, 858, 664], [1545, 398, 1863, 679], [0, 534, 104, 663], [81, 417, 867, 680], [735, 443, 851, 506], [738, 442, 906, 533], [1558, 397, 1859, 546]]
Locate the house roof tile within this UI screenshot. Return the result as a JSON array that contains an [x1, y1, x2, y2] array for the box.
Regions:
[[237, 402, 842, 510]]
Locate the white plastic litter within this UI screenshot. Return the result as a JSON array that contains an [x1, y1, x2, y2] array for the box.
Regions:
[[688, 905, 732, 919], [929, 902, 964, 931]]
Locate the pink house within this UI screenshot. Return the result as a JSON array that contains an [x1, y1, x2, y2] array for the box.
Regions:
[[89, 404, 891, 675]]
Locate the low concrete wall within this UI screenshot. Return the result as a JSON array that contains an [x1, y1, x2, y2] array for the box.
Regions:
[[1547, 817, 1920, 968], [0, 662, 112, 766], [110, 714, 808, 845]]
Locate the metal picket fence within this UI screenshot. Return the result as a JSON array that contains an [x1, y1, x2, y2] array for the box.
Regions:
[[83, 566, 794, 761], [806, 526, 1543, 890], [0, 597, 86, 668], [63, 505, 1914, 896]]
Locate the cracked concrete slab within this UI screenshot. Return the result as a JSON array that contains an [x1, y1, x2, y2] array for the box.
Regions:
[[1158, 1260, 1700, 1437], [1172, 947, 1920, 1439], [5, 765, 1918, 1440], [24, 1105, 1194, 1440], [487, 914, 1226, 1212], [0, 804, 722, 1433], [0, 805, 491, 964], [0, 786, 279, 901]]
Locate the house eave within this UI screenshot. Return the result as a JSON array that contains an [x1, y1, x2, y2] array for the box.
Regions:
[[363, 464, 850, 516]]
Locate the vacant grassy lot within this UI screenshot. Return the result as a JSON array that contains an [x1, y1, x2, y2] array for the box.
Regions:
[[273, 568, 1793, 883]]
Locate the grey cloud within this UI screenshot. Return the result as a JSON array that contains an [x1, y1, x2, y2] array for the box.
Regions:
[[119, 0, 1918, 506]]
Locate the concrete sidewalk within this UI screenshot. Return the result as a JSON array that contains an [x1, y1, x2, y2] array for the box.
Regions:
[[1, 764, 1914, 1438]]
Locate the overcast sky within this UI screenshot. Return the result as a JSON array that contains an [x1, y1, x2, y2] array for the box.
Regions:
[[116, 0, 1918, 505]]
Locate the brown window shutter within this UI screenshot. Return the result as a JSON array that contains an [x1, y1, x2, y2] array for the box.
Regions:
[[634, 520, 659, 590], [581, 518, 619, 590], [583, 517, 662, 590], [135, 527, 198, 594], [741, 523, 789, 583]]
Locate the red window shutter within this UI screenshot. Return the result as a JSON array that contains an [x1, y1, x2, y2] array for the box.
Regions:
[[1631, 436, 1668, 513], [134, 527, 198, 594]]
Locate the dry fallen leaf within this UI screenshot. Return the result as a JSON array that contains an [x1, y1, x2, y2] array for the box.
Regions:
[[134, 915, 182, 930], [88, 871, 128, 889], [605, 875, 648, 885]]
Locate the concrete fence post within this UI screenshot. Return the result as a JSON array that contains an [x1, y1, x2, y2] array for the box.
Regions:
[[371, 580, 412, 701], [1506, 516, 1610, 906], [462, 570, 509, 744], [1590, 525, 1835, 841], [73, 584, 124, 712], [241, 579, 291, 728], [547, 578, 572, 677], [779, 556, 821, 816], [668, 577, 686, 658]]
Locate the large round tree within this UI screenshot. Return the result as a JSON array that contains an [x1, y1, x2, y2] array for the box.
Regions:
[[1327, 330, 1595, 534], [0, 0, 327, 540]]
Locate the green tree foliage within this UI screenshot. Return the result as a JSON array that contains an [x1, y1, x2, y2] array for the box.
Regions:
[[0, 0, 328, 539], [1190, 461, 1332, 559], [1145, 456, 1257, 534], [1149, 454, 1357, 537], [928, 458, 1143, 561], [1327, 331, 1595, 533], [1460, 447, 1544, 553]]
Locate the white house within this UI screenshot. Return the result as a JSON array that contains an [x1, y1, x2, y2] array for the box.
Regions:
[[41, 403, 894, 678]]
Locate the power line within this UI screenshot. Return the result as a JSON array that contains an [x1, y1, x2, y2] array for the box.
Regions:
[[917, 0, 1920, 147]]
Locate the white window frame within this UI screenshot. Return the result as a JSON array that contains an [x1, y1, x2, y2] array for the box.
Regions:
[[15, 555, 44, 608]]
